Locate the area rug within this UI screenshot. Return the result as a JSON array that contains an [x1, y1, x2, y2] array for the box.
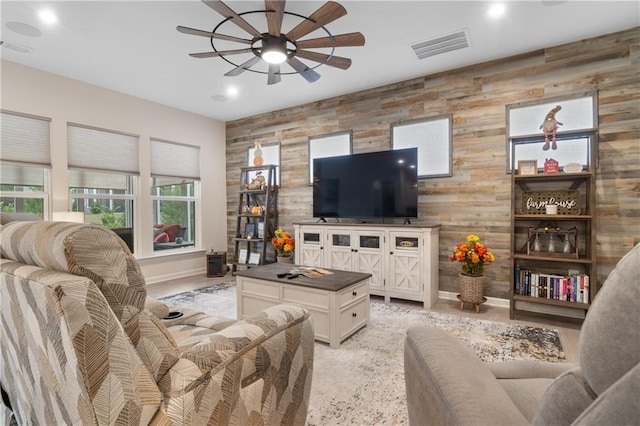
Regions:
[[160, 282, 566, 425]]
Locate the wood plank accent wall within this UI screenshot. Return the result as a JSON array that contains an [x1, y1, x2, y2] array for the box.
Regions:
[[226, 27, 640, 299]]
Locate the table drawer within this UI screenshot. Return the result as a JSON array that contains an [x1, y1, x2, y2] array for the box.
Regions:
[[338, 279, 369, 308], [239, 294, 278, 318], [240, 277, 279, 299], [282, 284, 330, 310], [339, 297, 369, 339]]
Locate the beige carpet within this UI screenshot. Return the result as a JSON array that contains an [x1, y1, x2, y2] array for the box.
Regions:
[[161, 282, 565, 425]]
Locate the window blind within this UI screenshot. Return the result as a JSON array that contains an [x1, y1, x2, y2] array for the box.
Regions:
[[0, 164, 45, 187], [68, 170, 130, 191], [67, 123, 139, 174], [0, 110, 51, 166], [150, 138, 200, 180]]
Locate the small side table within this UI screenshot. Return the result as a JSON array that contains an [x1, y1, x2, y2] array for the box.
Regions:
[[207, 252, 227, 277]]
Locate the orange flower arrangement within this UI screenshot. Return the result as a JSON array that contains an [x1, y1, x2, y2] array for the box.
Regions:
[[449, 234, 495, 276], [271, 228, 295, 257]]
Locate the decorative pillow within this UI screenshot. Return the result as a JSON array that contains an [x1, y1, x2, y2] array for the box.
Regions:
[[531, 367, 595, 425], [154, 232, 170, 243], [162, 224, 182, 241]]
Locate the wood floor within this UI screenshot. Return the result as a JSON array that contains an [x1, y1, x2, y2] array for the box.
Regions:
[[147, 272, 582, 363]]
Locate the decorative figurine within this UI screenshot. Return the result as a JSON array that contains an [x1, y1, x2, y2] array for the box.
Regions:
[[540, 105, 563, 151], [253, 141, 264, 166]]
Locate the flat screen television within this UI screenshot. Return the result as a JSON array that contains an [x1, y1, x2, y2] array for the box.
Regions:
[[313, 148, 418, 219]]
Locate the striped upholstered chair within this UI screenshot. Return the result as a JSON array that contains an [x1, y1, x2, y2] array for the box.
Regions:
[[0, 221, 314, 425]]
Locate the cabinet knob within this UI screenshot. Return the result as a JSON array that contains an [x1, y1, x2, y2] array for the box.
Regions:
[[390, 251, 394, 255], [352, 312, 357, 318], [352, 291, 357, 296]]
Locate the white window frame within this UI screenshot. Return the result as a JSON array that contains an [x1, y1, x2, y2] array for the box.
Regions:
[[1, 110, 52, 219], [0, 166, 51, 219], [150, 138, 201, 254]]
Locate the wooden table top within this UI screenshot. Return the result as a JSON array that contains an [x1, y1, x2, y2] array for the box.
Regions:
[[235, 263, 371, 292]]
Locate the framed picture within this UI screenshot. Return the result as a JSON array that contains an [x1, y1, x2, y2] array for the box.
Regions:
[[244, 223, 256, 239], [248, 142, 280, 185], [248, 252, 261, 265], [238, 248, 248, 264], [518, 160, 538, 176], [308, 131, 352, 184], [391, 114, 452, 178], [257, 220, 264, 239]]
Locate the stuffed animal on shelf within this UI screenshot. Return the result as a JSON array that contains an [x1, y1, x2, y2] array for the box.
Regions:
[[540, 105, 563, 151], [246, 171, 266, 190]]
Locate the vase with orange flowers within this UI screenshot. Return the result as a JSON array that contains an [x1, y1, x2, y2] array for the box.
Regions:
[[449, 234, 496, 310], [271, 228, 295, 263]]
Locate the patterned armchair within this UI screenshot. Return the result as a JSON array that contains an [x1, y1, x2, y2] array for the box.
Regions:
[[0, 221, 314, 425]]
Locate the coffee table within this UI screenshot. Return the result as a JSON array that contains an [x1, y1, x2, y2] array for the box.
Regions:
[[235, 263, 371, 348]]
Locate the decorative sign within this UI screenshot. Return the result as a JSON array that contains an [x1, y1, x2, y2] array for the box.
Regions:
[[522, 191, 581, 215], [544, 158, 559, 175], [518, 160, 538, 175]]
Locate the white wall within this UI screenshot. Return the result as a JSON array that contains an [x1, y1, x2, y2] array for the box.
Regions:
[[1, 60, 227, 283]]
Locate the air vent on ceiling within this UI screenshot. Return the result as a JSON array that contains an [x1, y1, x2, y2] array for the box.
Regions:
[[410, 29, 470, 60], [0, 40, 33, 54]]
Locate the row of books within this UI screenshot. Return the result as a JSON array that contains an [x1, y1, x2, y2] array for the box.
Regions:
[[515, 268, 590, 303]]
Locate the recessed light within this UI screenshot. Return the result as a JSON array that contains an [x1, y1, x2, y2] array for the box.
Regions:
[[38, 9, 58, 25], [226, 87, 239, 97], [6, 21, 42, 37], [488, 3, 506, 19]]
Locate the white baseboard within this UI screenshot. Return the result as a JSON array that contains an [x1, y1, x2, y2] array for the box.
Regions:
[[145, 268, 206, 285], [439, 290, 510, 309]]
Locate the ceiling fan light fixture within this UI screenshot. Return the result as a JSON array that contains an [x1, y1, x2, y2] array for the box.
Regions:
[[262, 49, 287, 64], [179, 0, 366, 84], [261, 36, 287, 64]]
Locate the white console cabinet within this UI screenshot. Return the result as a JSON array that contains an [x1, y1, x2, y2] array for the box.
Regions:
[[294, 223, 440, 308]]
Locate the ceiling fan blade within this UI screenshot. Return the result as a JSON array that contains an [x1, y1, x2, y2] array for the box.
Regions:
[[268, 63, 281, 85], [225, 56, 262, 76], [286, 1, 347, 41], [265, 0, 285, 37], [295, 49, 351, 70], [202, 0, 262, 38], [295, 32, 365, 49], [189, 48, 253, 58], [287, 57, 321, 83], [177, 26, 253, 45]]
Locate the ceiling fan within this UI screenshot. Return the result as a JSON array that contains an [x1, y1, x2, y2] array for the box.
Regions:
[[177, 0, 365, 85]]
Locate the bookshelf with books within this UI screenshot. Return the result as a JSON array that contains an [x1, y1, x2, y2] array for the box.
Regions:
[[509, 132, 598, 320], [232, 165, 278, 273]]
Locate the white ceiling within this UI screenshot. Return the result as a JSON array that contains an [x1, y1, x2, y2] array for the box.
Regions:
[[1, 1, 638, 122]]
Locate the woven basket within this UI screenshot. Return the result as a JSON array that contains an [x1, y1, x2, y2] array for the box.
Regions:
[[458, 273, 485, 304]]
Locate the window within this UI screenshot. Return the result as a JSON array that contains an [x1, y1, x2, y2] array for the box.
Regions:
[[150, 139, 200, 252], [0, 110, 51, 218], [67, 123, 139, 251], [391, 115, 452, 178], [506, 92, 598, 171], [308, 131, 352, 184], [69, 170, 134, 229], [1, 164, 48, 218]]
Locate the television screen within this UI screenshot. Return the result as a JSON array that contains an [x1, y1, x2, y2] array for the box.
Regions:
[[313, 148, 418, 219]]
